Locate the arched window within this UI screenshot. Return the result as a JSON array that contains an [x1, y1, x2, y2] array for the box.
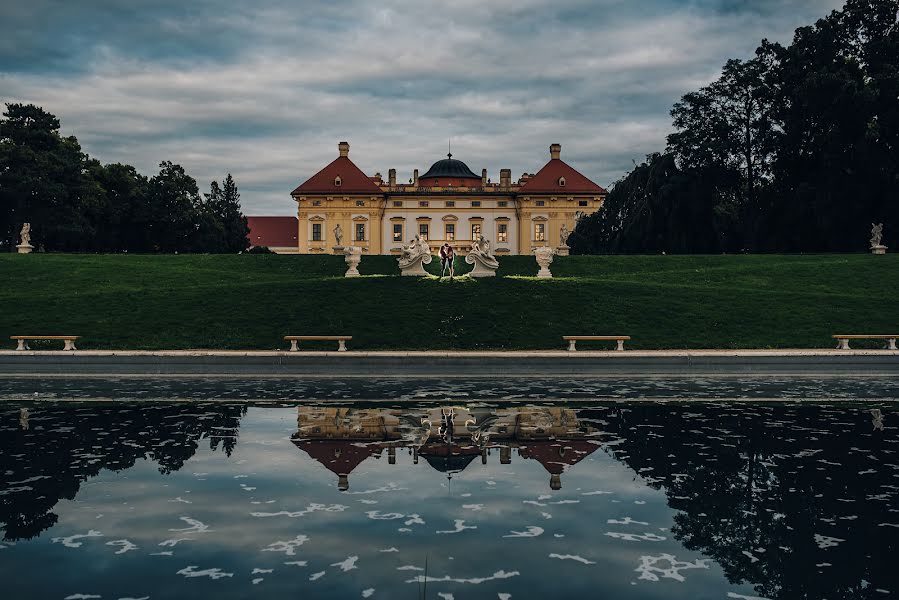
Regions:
[[334, 176, 342, 187], [558, 176, 566, 187]]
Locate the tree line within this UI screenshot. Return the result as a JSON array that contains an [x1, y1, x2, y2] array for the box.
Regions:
[[0, 104, 249, 252], [571, 0, 899, 254]]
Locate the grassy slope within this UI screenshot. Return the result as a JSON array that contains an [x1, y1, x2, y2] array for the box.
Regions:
[[0, 254, 896, 350]]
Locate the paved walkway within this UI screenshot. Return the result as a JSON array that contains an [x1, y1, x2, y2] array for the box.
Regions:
[[1, 348, 897, 377]]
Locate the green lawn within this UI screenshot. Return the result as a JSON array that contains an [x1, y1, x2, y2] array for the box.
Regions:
[[0, 253, 896, 351]]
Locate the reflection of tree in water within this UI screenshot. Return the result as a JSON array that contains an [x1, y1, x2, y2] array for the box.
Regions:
[[590, 404, 897, 600], [0, 403, 246, 541]]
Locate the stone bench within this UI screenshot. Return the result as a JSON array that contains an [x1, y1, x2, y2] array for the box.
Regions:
[[563, 335, 631, 352], [284, 335, 352, 352], [11, 335, 80, 351], [832, 334, 898, 350]]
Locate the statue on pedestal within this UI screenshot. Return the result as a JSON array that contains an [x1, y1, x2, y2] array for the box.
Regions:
[[557, 223, 571, 256], [17, 223, 34, 254], [334, 224, 343, 246], [465, 234, 499, 277], [870, 222, 887, 254], [398, 235, 432, 276], [534, 246, 555, 278]]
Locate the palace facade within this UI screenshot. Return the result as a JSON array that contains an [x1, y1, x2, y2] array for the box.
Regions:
[[283, 142, 607, 255]]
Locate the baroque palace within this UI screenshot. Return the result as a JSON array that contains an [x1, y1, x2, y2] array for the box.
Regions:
[[249, 142, 607, 255]]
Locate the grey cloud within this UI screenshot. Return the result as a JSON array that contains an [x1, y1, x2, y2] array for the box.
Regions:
[[1, 0, 844, 214]]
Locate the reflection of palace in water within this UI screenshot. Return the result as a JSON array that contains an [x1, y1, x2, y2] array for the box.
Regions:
[[291, 407, 600, 491]]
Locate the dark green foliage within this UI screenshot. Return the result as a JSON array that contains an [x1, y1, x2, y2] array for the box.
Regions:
[[0, 104, 249, 253], [1, 254, 896, 350], [577, 0, 899, 254]]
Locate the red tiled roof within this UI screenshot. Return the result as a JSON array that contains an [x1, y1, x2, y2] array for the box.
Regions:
[[246, 216, 298, 248], [292, 440, 382, 476], [518, 440, 599, 474], [291, 156, 383, 195], [518, 158, 607, 194]]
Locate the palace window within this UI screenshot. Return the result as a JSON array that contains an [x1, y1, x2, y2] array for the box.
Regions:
[[419, 201, 429, 207], [312, 223, 322, 241], [534, 223, 546, 241], [579, 200, 588, 207], [445, 200, 455, 207], [419, 223, 429, 240], [356, 200, 365, 207], [445, 223, 455, 241], [471, 223, 482, 239], [334, 176, 342, 187], [536, 200, 545, 207], [498, 201, 508, 207], [471, 201, 482, 207], [355, 223, 365, 242], [393, 201, 403, 207], [312, 199, 322, 207], [497, 223, 508, 243], [558, 176, 566, 187], [393, 223, 403, 242]]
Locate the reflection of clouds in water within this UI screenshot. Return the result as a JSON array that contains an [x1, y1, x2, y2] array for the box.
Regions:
[[436, 519, 477, 534], [177, 566, 234, 579], [105, 539, 138, 554], [330, 556, 359, 572], [503, 526, 544, 538], [251, 504, 348, 518], [634, 554, 710, 582], [402, 570, 519, 584], [549, 553, 596, 565], [262, 534, 309, 556], [605, 531, 666, 542], [52, 530, 104, 548]]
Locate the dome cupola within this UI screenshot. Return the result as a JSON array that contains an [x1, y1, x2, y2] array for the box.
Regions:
[[419, 152, 481, 186]]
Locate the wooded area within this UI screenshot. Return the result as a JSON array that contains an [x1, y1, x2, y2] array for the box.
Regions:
[[570, 0, 899, 254]]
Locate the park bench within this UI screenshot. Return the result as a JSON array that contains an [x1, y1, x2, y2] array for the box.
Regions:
[[11, 335, 80, 351], [284, 335, 352, 352], [563, 335, 631, 352], [832, 334, 898, 350]]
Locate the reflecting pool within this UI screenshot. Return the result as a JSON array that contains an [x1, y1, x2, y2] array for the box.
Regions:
[[0, 401, 896, 599]]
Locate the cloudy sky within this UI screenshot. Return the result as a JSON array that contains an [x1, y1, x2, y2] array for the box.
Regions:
[[1, 0, 843, 214]]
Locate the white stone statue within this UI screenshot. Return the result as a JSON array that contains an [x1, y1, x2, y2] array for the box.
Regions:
[[871, 222, 887, 254], [334, 224, 343, 247], [557, 223, 571, 256], [534, 246, 555, 278], [465, 234, 499, 277], [17, 222, 34, 254], [344, 246, 362, 277], [398, 235, 432, 276]]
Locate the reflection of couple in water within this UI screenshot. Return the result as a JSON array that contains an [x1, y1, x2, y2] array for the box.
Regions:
[[439, 243, 455, 279]]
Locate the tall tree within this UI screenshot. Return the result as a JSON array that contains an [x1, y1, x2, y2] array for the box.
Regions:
[[0, 103, 99, 251]]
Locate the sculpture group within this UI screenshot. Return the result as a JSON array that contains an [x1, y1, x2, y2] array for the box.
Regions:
[[339, 222, 575, 278]]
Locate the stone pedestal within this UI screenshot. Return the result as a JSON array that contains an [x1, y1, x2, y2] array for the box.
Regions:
[[332, 245, 345, 255], [556, 244, 570, 256], [399, 253, 432, 276], [871, 245, 888, 255], [344, 246, 362, 277], [467, 260, 497, 277], [16, 244, 34, 254], [534, 246, 555, 279]]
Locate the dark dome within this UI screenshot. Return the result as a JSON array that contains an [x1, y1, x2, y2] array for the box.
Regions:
[[420, 153, 481, 180]]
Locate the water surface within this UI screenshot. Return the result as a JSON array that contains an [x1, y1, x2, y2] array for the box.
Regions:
[[0, 400, 896, 599]]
